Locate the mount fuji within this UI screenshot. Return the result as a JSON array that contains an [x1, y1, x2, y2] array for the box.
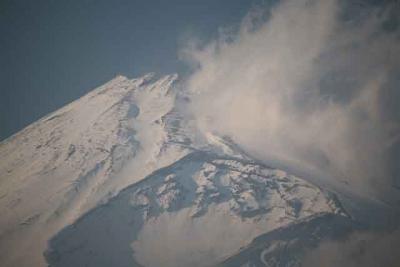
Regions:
[[0, 74, 396, 267]]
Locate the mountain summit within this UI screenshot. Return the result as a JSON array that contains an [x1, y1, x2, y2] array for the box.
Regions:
[[0, 74, 373, 267]]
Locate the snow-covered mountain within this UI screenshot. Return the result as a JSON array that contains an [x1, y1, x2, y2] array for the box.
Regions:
[[44, 151, 350, 267], [0, 74, 391, 267], [0, 74, 189, 267]]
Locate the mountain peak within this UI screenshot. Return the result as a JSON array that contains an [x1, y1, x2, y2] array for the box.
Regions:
[[0, 73, 360, 267], [0, 74, 186, 267]]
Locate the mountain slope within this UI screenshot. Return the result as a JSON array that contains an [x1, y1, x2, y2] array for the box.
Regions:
[[44, 151, 347, 267], [0, 74, 190, 267], [0, 73, 372, 267], [217, 213, 358, 267]]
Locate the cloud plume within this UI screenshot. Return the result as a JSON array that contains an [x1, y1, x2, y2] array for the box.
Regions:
[[183, 0, 400, 200]]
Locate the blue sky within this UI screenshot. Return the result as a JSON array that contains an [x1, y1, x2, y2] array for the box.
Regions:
[[0, 0, 265, 140]]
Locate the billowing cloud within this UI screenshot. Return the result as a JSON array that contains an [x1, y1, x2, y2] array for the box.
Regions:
[[182, 0, 400, 200]]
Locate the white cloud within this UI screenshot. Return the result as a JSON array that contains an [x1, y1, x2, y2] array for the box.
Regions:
[[182, 0, 400, 200]]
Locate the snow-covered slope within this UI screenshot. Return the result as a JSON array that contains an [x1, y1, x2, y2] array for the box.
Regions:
[[0, 73, 361, 267], [0, 74, 191, 267], [44, 151, 347, 267]]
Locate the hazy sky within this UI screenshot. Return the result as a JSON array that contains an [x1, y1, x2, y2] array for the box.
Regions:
[[0, 0, 265, 141]]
